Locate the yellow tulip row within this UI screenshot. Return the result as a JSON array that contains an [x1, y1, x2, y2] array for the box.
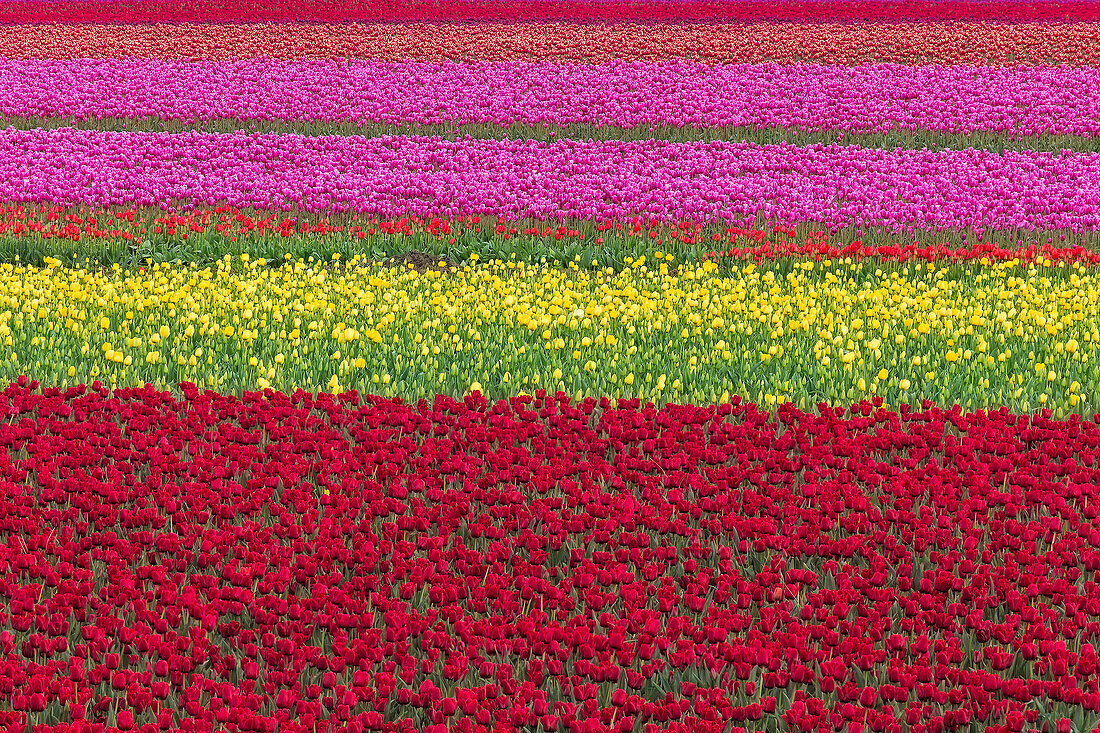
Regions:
[[3, 253, 1097, 415]]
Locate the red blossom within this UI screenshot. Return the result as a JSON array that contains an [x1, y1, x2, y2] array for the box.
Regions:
[[0, 382, 1095, 731]]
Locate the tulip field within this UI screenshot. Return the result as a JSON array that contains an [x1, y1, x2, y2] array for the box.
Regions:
[[6, 1, 1100, 733]]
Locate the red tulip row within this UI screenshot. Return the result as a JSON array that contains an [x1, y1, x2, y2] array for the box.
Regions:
[[2, 0, 1100, 24], [1, 22, 1097, 66], [3, 203, 1097, 268], [707, 226, 1100, 265], [0, 377, 1097, 732], [0, 204, 349, 244]]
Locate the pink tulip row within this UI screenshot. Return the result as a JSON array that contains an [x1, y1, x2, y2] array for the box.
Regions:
[[2, 22, 1099, 66], [6, 59, 1100, 138], [0, 377, 1097, 732], [3, 127, 1100, 233], [3, 0, 1100, 24]]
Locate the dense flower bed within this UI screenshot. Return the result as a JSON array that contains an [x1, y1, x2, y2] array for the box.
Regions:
[[4, 0, 1100, 24], [1, 254, 1098, 415], [0, 380, 1097, 732], [5, 129, 1100, 233], [4, 0, 1100, 730], [3, 22, 1098, 66], [6, 60, 1098, 140]]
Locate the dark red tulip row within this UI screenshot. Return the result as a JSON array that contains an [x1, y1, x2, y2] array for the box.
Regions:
[[0, 377, 1098, 732], [3, 0, 1100, 24]]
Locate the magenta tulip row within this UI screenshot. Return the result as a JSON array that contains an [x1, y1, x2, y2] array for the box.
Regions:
[[4, 127, 1099, 232], [4, 59, 1100, 138]]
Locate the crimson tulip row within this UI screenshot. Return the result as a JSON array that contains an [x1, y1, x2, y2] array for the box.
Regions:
[[3, 0, 1100, 24], [2, 22, 1097, 66], [0, 378, 1096, 732], [6, 0, 1100, 23]]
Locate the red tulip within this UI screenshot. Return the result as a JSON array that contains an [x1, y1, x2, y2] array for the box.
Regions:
[[0, 382, 1098, 732]]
